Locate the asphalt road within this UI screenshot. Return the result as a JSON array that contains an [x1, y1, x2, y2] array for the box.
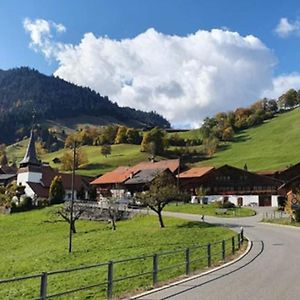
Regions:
[[133, 208, 300, 300]]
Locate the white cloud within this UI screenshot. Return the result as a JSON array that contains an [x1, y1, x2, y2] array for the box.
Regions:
[[274, 17, 300, 38], [24, 19, 277, 127], [262, 73, 300, 99], [23, 18, 66, 58]]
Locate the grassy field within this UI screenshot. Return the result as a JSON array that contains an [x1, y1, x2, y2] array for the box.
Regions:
[[7, 143, 156, 177], [165, 203, 255, 217], [0, 206, 236, 299], [167, 129, 202, 140], [198, 108, 300, 171], [7, 108, 300, 176]]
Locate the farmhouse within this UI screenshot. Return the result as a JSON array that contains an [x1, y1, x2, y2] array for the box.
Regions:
[[179, 165, 283, 207], [17, 129, 90, 201], [125, 168, 175, 193], [90, 158, 180, 200]]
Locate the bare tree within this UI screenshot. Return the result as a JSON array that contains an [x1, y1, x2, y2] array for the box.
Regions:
[[56, 203, 85, 233]]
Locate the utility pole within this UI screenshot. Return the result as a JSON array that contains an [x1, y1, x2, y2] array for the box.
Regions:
[[68, 140, 76, 253]]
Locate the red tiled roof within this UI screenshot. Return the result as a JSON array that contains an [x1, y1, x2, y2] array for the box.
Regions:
[[133, 159, 179, 174], [90, 166, 136, 185], [178, 166, 214, 178], [90, 159, 180, 185]]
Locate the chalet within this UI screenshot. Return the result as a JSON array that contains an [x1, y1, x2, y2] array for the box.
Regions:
[[90, 159, 180, 200], [182, 165, 283, 207], [278, 175, 300, 203], [17, 129, 91, 202], [125, 168, 175, 193], [178, 166, 215, 192]]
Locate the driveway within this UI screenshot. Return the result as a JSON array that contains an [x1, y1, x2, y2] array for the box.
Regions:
[[133, 208, 300, 300]]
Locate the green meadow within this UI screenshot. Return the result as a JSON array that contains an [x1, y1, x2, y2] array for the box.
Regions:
[[0, 206, 236, 299]]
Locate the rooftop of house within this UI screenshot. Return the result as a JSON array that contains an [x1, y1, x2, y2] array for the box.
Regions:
[[178, 166, 214, 178], [90, 166, 135, 185], [90, 159, 180, 185], [0, 173, 17, 180], [125, 168, 167, 185]]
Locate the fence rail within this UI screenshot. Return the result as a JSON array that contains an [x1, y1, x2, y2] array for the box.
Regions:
[[0, 230, 244, 300]]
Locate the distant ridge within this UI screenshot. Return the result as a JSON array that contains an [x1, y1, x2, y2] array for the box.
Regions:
[[0, 67, 170, 143]]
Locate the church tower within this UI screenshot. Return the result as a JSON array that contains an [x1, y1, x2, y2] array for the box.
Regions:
[[17, 128, 42, 187]]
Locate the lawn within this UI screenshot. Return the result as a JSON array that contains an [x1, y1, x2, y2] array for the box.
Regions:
[[198, 108, 300, 171], [6, 108, 300, 177], [165, 203, 255, 217], [7, 143, 156, 177], [0, 206, 237, 299]]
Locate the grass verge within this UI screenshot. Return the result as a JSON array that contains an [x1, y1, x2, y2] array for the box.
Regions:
[[165, 203, 255, 218], [0, 206, 237, 299]]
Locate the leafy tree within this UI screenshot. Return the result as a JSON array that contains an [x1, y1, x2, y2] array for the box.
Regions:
[[101, 144, 112, 158], [140, 127, 167, 155], [49, 176, 65, 204], [222, 126, 234, 141], [126, 128, 142, 144], [0, 153, 8, 166], [279, 89, 298, 108], [61, 148, 88, 171], [114, 126, 128, 144], [203, 138, 218, 157], [136, 171, 179, 228]]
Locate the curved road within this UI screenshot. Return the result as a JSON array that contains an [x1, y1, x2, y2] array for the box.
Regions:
[[134, 208, 300, 300]]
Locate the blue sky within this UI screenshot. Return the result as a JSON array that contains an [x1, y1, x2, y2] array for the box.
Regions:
[[1, 0, 300, 126]]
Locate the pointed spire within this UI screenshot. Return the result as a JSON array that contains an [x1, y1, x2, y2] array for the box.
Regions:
[[19, 128, 41, 167]]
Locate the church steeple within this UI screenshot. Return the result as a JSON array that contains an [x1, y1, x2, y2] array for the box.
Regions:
[[19, 128, 41, 168]]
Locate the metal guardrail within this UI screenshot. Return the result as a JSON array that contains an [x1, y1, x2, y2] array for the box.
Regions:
[[0, 230, 244, 300]]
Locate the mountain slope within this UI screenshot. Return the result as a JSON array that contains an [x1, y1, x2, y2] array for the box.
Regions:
[[199, 108, 300, 171], [0, 67, 170, 143]]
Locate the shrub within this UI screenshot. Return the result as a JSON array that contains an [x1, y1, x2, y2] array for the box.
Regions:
[[222, 201, 236, 209], [20, 197, 33, 210], [294, 206, 300, 222]]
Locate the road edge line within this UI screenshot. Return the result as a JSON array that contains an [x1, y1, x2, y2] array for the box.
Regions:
[[129, 236, 252, 300], [261, 221, 300, 230]]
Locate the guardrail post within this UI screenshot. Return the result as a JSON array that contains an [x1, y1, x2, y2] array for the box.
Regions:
[[207, 243, 211, 267], [222, 240, 225, 260], [185, 248, 190, 275], [107, 261, 113, 300], [238, 233, 241, 249], [40, 272, 47, 300], [241, 228, 244, 243], [231, 236, 235, 254], [153, 254, 158, 286]]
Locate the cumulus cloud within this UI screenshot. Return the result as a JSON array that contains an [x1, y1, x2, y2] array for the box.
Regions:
[[262, 73, 300, 99], [24, 19, 277, 127], [274, 17, 300, 38], [23, 18, 66, 58]]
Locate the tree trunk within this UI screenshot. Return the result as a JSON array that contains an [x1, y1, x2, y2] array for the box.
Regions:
[[158, 211, 165, 228], [71, 221, 76, 234]]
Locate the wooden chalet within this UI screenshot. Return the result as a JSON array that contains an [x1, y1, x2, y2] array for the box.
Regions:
[[90, 159, 180, 200], [180, 165, 283, 207]]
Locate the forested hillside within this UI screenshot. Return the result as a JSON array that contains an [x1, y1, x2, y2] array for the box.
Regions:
[[0, 67, 170, 144]]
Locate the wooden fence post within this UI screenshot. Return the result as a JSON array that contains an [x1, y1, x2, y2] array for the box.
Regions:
[[153, 254, 158, 286], [185, 248, 190, 275], [207, 243, 211, 267], [107, 261, 113, 299], [40, 272, 47, 300], [222, 240, 226, 260]]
